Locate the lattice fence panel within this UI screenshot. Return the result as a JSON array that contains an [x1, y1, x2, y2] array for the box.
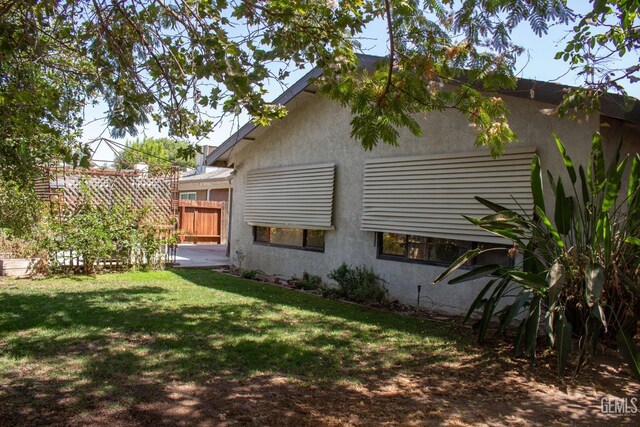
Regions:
[[36, 168, 177, 227]]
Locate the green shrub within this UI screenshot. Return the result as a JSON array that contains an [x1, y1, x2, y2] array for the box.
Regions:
[[48, 183, 166, 274], [292, 271, 323, 290], [241, 270, 259, 280], [434, 133, 640, 379], [0, 180, 42, 238], [328, 263, 387, 303]]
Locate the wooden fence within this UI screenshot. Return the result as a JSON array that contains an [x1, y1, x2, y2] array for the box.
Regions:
[[177, 200, 228, 244]]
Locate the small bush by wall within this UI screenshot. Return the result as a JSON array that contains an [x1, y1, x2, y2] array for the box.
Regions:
[[328, 263, 388, 304], [241, 270, 259, 280], [291, 272, 323, 290]]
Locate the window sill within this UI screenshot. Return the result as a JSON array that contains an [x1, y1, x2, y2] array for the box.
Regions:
[[377, 254, 474, 270], [253, 241, 324, 253]]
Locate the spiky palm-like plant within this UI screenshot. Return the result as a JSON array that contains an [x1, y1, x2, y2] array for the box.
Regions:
[[434, 133, 640, 378]]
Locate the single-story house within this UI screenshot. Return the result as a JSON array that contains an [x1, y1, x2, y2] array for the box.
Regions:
[[178, 145, 232, 202], [177, 146, 233, 244], [205, 54, 640, 314]]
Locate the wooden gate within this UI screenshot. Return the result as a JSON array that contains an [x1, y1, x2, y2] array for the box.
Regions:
[[178, 200, 227, 244]]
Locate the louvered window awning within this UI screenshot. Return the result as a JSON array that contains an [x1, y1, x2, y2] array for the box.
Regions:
[[245, 163, 335, 230], [361, 148, 536, 244]]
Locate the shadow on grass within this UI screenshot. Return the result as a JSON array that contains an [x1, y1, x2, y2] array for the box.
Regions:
[[0, 270, 638, 425], [0, 279, 456, 380]]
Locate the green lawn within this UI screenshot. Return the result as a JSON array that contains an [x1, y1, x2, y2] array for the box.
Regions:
[[0, 270, 637, 425], [0, 270, 469, 423], [0, 270, 462, 380]]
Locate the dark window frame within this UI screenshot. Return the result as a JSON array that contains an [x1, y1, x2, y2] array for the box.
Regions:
[[376, 232, 513, 268], [253, 226, 325, 252]]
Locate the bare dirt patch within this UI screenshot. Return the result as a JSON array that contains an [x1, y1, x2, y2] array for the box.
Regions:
[[2, 346, 638, 426]]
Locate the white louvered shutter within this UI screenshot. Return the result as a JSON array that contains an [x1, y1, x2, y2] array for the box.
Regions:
[[245, 163, 335, 230], [361, 148, 535, 244]]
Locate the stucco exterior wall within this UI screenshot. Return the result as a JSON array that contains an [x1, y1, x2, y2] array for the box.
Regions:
[[178, 188, 229, 202], [209, 189, 229, 202], [226, 94, 639, 314]]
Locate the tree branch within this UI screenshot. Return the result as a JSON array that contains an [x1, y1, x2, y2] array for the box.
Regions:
[[378, 0, 394, 107]]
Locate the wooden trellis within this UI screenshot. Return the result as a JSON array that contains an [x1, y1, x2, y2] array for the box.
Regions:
[[35, 166, 179, 226], [34, 165, 179, 271]]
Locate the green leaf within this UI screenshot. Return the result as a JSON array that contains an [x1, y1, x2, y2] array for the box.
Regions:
[[629, 154, 639, 202], [525, 296, 542, 358], [498, 290, 531, 334], [595, 214, 612, 264], [463, 279, 496, 324], [514, 318, 527, 356], [432, 249, 482, 284], [628, 155, 640, 229], [531, 155, 546, 213], [616, 330, 640, 380], [626, 236, 640, 246], [554, 308, 572, 376], [554, 133, 576, 184], [509, 270, 548, 290], [477, 211, 525, 225], [547, 171, 556, 196], [523, 240, 544, 274], [474, 196, 510, 214], [593, 0, 608, 14], [602, 157, 628, 213], [585, 266, 604, 308], [464, 216, 525, 244], [554, 179, 573, 235], [535, 206, 565, 248], [477, 278, 511, 343], [590, 133, 606, 189], [477, 296, 496, 343], [579, 165, 590, 205], [448, 264, 503, 284]]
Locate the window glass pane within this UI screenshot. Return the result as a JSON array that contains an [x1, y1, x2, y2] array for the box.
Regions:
[[255, 227, 270, 243], [475, 242, 512, 266], [408, 235, 429, 260], [269, 228, 303, 247], [180, 192, 196, 200], [381, 233, 405, 256], [428, 238, 472, 263], [305, 230, 324, 249]]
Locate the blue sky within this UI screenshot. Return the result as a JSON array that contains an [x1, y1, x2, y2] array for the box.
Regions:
[[86, 6, 639, 162]]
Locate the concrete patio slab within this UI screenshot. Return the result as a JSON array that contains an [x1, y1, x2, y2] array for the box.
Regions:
[[173, 244, 229, 268]]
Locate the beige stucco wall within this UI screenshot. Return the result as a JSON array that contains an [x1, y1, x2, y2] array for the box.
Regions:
[[178, 179, 230, 193], [226, 94, 639, 314], [178, 187, 230, 202], [208, 189, 229, 202]]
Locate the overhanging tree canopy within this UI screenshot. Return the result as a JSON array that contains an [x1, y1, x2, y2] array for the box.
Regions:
[[0, 0, 637, 184]]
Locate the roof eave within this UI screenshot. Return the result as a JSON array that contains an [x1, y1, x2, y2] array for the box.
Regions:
[[205, 66, 326, 165], [206, 55, 640, 165]]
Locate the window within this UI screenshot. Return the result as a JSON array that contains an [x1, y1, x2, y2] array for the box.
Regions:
[[245, 163, 335, 230], [361, 148, 535, 244], [378, 233, 512, 267], [180, 192, 197, 201], [254, 227, 325, 251]]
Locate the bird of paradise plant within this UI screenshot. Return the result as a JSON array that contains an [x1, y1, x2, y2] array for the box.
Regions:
[[434, 133, 640, 378]]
